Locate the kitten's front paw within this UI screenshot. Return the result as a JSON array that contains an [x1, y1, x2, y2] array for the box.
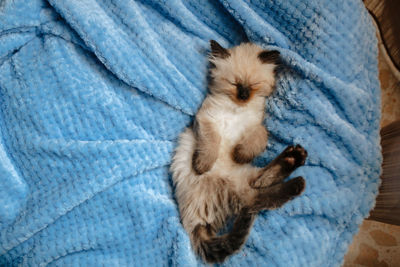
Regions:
[[279, 145, 307, 171], [232, 144, 254, 164], [192, 150, 213, 175]]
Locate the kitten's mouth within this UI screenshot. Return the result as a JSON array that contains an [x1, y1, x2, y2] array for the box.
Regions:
[[236, 84, 250, 101]]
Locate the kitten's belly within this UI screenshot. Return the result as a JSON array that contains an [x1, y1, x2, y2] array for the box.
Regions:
[[213, 108, 260, 163]]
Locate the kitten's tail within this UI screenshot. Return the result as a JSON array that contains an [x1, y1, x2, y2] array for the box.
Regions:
[[192, 209, 255, 263]]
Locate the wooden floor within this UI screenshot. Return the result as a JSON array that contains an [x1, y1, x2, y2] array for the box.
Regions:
[[364, 0, 400, 74], [343, 35, 400, 267]]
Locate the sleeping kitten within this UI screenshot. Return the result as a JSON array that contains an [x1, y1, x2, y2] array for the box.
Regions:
[[170, 40, 307, 263]]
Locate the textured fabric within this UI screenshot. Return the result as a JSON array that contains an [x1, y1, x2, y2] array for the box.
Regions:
[[0, 0, 381, 266]]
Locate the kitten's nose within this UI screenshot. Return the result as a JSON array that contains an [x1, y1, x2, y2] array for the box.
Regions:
[[237, 84, 250, 101]]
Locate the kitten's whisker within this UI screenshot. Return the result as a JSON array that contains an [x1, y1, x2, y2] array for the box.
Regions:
[[249, 80, 268, 86]]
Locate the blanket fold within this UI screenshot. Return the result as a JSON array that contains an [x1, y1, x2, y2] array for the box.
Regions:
[[0, 0, 381, 266]]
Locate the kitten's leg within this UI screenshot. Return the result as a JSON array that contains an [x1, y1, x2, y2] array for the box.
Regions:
[[249, 176, 305, 212], [192, 118, 221, 175], [232, 125, 268, 164], [192, 209, 255, 263], [249, 145, 307, 188]]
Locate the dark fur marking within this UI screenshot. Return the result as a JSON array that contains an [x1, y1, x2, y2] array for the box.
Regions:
[[258, 50, 281, 65], [192, 118, 199, 136], [192, 149, 204, 175], [232, 144, 253, 164], [210, 40, 230, 59], [191, 118, 220, 175], [250, 145, 307, 188], [276, 144, 307, 173], [195, 209, 255, 263], [251, 177, 305, 212], [192, 147, 214, 175], [283, 176, 306, 196], [236, 83, 250, 101]]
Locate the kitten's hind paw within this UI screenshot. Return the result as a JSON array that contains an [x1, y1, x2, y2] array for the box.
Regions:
[[283, 176, 306, 197], [280, 144, 307, 171], [250, 176, 306, 211]]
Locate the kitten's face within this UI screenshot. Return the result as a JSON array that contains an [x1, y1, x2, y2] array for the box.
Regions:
[[208, 41, 281, 105]]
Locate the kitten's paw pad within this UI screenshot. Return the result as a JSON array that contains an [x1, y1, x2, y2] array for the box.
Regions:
[[284, 176, 306, 196], [192, 150, 213, 175], [232, 144, 253, 164], [281, 145, 307, 169]]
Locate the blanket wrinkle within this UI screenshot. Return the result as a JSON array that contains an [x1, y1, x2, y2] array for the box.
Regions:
[[220, 0, 289, 48], [98, 0, 203, 95], [276, 49, 377, 132], [0, 0, 381, 266], [2, 165, 172, 255], [47, 0, 204, 115]]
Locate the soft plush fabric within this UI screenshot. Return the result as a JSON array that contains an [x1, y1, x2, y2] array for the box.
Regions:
[[0, 0, 381, 266]]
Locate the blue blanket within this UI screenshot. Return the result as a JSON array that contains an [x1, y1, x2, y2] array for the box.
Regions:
[[0, 0, 381, 266]]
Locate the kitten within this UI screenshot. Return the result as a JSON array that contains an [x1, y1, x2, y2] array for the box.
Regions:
[[170, 40, 307, 263]]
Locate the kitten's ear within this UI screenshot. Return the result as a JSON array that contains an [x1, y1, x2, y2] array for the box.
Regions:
[[258, 50, 281, 65], [210, 40, 230, 59]]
